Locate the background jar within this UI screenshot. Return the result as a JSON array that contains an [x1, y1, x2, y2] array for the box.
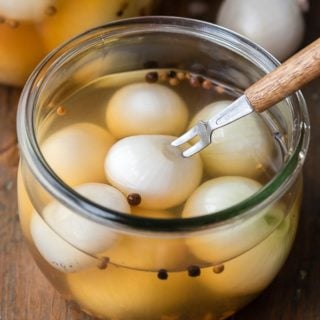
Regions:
[[17, 17, 310, 320], [0, 0, 155, 87]]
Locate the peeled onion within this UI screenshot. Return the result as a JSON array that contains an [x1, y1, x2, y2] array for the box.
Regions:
[[105, 135, 203, 210], [217, 0, 304, 61], [183, 176, 262, 218], [189, 100, 273, 178], [105, 83, 189, 138], [0, 0, 56, 21], [30, 211, 98, 273], [30, 183, 131, 272], [182, 176, 284, 263], [202, 202, 299, 296], [41, 122, 115, 186]]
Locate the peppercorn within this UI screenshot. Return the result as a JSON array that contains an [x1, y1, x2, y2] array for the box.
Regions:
[[145, 71, 159, 83], [98, 257, 110, 270], [157, 269, 168, 280], [127, 193, 142, 206], [187, 265, 201, 277]]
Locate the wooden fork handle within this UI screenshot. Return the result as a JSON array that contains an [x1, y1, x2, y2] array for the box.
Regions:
[[245, 37, 320, 113]]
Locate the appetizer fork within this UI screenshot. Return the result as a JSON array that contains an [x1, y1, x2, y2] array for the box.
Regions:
[[172, 38, 320, 157]]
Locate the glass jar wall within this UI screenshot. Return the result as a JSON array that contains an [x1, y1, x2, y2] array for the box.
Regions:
[[17, 17, 310, 320]]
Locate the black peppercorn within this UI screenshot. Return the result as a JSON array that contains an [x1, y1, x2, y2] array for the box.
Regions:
[[127, 193, 142, 206], [187, 265, 201, 277], [167, 70, 177, 78], [157, 269, 168, 280], [145, 71, 159, 83]]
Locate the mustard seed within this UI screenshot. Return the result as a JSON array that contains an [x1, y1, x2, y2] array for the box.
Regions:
[[159, 71, 168, 82], [215, 85, 225, 94], [56, 106, 66, 116], [213, 264, 225, 274], [202, 79, 213, 90], [185, 72, 192, 80], [169, 78, 179, 86], [176, 72, 185, 81]]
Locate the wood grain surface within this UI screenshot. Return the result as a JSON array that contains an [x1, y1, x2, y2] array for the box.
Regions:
[[1, 1, 320, 320]]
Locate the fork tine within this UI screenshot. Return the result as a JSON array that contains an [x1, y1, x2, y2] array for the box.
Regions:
[[182, 140, 209, 157], [170, 125, 199, 147]]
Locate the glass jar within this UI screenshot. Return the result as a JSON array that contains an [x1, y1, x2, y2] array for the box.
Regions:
[[0, 0, 155, 87], [17, 17, 310, 320]]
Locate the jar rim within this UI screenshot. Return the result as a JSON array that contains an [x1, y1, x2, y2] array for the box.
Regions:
[[17, 16, 310, 233]]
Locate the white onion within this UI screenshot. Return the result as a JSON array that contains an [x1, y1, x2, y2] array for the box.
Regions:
[[41, 122, 115, 186], [105, 83, 189, 138], [217, 0, 304, 61], [30, 211, 98, 273], [203, 202, 299, 296], [105, 135, 203, 210], [0, 0, 56, 22], [189, 100, 273, 178], [183, 176, 269, 262], [30, 183, 131, 272], [182, 176, 289, 268], [183, 176, 262, 218]]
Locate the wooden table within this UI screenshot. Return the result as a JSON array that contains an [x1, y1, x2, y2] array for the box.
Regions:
[[1, 3, 320, 320]]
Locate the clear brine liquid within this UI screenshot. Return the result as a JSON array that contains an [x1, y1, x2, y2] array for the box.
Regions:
[[18, 68, 299, 320]]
